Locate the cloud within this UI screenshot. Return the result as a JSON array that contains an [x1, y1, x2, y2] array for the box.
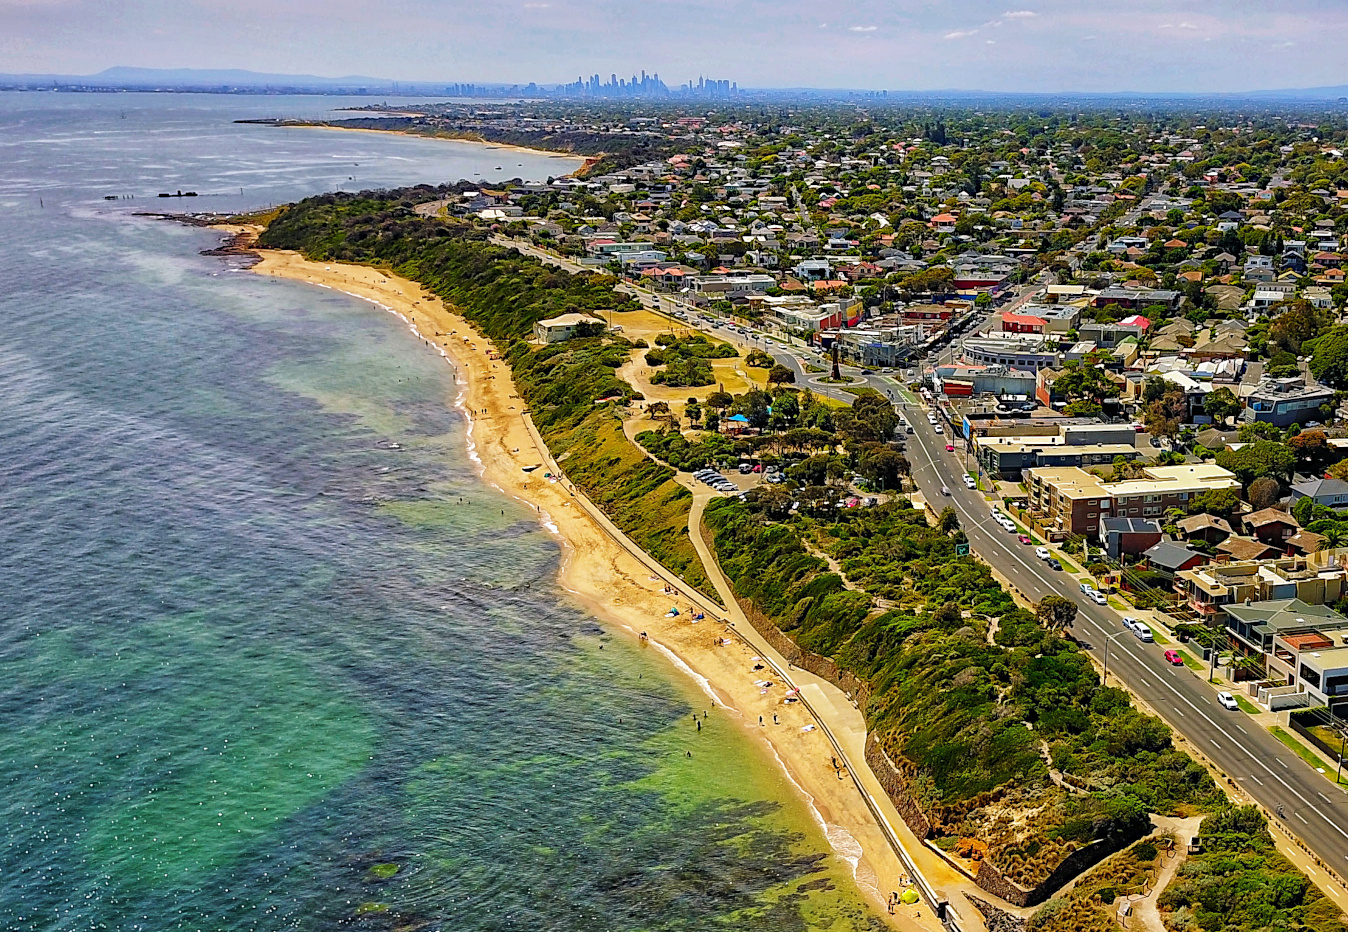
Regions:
[[985, 39, 996, 44], [1082, 35, 1097, 40], [1158, 23, 1174, 28], [848, 25, 876, 32], [522, 2, 549, 6], [1002, 10, 1036, 18], [1177, 21, 1198, 29], [944, 29, 977, 39]]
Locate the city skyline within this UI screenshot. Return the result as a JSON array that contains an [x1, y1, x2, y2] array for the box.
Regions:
[[2, 1, 1347, 95]]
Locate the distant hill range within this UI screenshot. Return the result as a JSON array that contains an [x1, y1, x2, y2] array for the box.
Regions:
[[0, 66, 1346, 101]]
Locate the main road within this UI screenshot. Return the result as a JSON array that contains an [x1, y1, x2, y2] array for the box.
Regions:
[[901, 406, 1348, 882]]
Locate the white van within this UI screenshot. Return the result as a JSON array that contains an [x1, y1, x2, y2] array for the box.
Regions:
[[1132, 622, 1154, 643]]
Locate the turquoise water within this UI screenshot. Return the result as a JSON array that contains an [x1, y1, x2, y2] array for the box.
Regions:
[[0, 94, 883, 930]]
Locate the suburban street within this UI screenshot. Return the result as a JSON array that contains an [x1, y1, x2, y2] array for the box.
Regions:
[[901, 404, 1348, 883], [494, 233, 1348, 889]]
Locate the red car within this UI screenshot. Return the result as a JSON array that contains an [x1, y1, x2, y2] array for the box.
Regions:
[[1017, 534, 1032, 544], [1164, 650, 1183, 666], [945, 443, 955, 452]]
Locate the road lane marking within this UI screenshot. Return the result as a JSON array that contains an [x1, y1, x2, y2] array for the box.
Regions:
[[1297, 812, 1309, 825], [1252, 775, 1264, 785], [907, 416, 1348, 844], [1211, 739, 1221, 749], [1321, 793, 1334, 804]]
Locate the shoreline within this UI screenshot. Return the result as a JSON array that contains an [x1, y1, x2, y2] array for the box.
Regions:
[[267, 121, 589, 169], [242, 241, 940, 932]]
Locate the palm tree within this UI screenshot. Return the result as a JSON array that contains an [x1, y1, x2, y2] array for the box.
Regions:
[[1317, 527, 1345, 552]]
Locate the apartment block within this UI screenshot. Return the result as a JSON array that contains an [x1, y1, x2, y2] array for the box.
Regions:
[[1174, 552, 1348, 620]]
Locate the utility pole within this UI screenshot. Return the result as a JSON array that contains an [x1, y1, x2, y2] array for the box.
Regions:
[[1101, 631, 1126, 686]]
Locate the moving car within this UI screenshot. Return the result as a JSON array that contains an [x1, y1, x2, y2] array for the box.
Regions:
[[1217, 691, 1239, 711], [1164, 650, 1184, 666], [1035, 546, 1050, 560]]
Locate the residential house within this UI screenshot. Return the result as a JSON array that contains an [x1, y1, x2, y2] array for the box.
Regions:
[[1217, 537, 1283, 562], [1243, 508, 1300, 546], [1145, 541, 1207, 574], [1290, 478, 1348, 508], [1099, 517, 1163, 560], [1241, 377, 1337, 429], [1176, 513, 1233, 546], [533, 313, 604, 344]]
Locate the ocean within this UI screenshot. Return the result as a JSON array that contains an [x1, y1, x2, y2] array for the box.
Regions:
[[0, 93, 882, 930]]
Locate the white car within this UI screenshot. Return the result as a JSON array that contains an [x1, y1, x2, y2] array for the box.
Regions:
[[963, 475, 976, 488], [1035, 547, 1050, 560], [934, 425, 944, 434], [927, 414, 937, 424], [1122, 616, 1139, 632], [1216, 691, 1239, 712], [1090, 591, 1108, 606]]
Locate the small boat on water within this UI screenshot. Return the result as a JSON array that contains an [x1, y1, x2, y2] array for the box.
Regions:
[[157, 190, 198, 198]]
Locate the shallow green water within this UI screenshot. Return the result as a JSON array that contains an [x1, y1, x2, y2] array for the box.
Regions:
[[0, 92, 884, 930]]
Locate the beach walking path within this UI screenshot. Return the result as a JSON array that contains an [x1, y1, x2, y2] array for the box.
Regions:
[[244, 244, 947, 931]]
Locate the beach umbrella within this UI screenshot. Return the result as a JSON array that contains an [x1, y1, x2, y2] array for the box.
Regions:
[[900, 889, 919, 905]]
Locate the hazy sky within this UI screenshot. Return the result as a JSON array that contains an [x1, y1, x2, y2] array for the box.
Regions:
[[3, 0, 1346, 93]]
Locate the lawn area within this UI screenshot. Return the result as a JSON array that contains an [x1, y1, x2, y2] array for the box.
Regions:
[[1232, 693, 1261, 715], [1270, 726, 1334, 778]]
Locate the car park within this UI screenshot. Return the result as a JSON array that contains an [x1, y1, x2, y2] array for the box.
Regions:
[[1217, 691, 1239, 711], [1035, 547, 1050, 560], [1164, 650, 1183, 666]]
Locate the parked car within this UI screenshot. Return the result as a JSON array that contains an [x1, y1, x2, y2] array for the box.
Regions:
[[1090, 591, 1108, 605], [934, 425, 944, 434], [1123, 616, 1140, 633], [945, 443, 955, 452], [1217, 691, 1239, 711], [1017, 534, 1032, 544], [1035, 547, 1050, 560], [1132, 621, 1154, 642], [1047, 559, 1062, 571], [963, 475, 976, 488], [1079, 582, 1094, 594], [1164, 650, 1183, 666]]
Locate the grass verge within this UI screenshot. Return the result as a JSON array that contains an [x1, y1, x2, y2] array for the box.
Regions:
[[1270, 726, 1333, 777]]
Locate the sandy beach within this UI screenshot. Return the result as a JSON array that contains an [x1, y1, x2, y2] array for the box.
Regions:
[[241, 242, 947, 931]]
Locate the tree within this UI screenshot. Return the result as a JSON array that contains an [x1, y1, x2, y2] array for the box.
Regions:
[[1215, 440, 1296, 487], [938, 506, 960, 533], [1288, 429, 1331, 468], [767, 364, 795, 386], [1189, 487, 1241, 517], [858, 445, 908, 490], [1292, 495, 1315, 527], [1054, 362, 1120, 407], [706, 391, 733, 410], [1309, 327, 1348, 389], [1247, 476, 1282, 511], [1318, 526, 1346, 552], [1144, 386, 1187, 440], [1036, 594, 1078, 632], [1268, 300, 1330, 355], [1203, 387, 1242, 425]]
